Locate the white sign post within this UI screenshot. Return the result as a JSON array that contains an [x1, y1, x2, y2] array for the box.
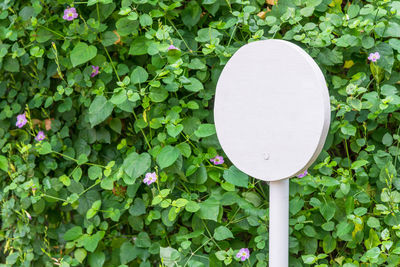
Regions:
[[214, 39, 330, 266]]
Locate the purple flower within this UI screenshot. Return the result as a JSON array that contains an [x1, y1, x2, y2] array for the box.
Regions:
[[35, 131, 45, 142], [368, 52, 380, 63], [168, 44, 179, 51], [297, 170, 308, 178], [210, 155, 224, 165], [16, 113, 27, 128], [26, 211, 32, 220], [91, 65, 99, 78], [63, 7, 78, 21], [31, 187, 37, 195], [236, 248, 250, 261], [143, 172, 157, 185]]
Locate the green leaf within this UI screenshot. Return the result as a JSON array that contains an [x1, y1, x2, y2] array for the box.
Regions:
[[4, 57, 19, 72], [86, 208, 97, 219], [289, 196, 304, 215], [116, 17, 139, 36], [351, 160, 368, 169], [223, 166, 249, 188], [149, 87, 169, 102], [120, 242, 137, 264], [70, 42, 97, 67], [36, 28, 53, 43], [336, 221, 353, 240], [122, 152, 151, 180], [72, 167, 82, 182], [213, 226, 233, 241], [77, 154, 88, 165], [381, 84, 398, 96], [139, 14, 153, 27], [174, 198, 188, 207], [365, 247, 380, 259], [82, 231, 105, 252], [302, 255, 316, 264], [198, 197, 220, 221], [194, 124, 216, 138], [348, 98, 361, 111], [341, 123, 356, 136], [129, 198, 146, 216], [185, 201, 200, 212], [365, 229, 381, 250], [129, 36, 150, 55], [354, 207, 367, 216], [88, 95, 114, 127], [0, 155, 8, 172], [320, 200, 336, 221], [183, 77, 204, 92], [160, 247, 181, 267], [188, 58, 206, 70], [59, 175, 71, 186], [109, 118, 122, 133], [64, 226, 83, 241], [188, 165, 207, 184], [382, 133, 393, 146], [130, 66, 148, 84], [88, 165, 102, 180], [101, 31, 119, 47], [157, 146, 180, 169], [306, 0, 322, 7], [136, 232, 151, 248], [375, 42, 394, 74], [176, 142, 191, 158], [300, 7, 314, 17], [384, 22, 400, 38], [37, 142, 52, 155], [88, 251, 105, 267], [101, 176, 114, 190], [92, 200, 101, 210], [182, 1, 201, 27], [196, 28, 222, 42], [166, 123, 183, 138], [74, 248, 87, 263], [389, 38, 400, 52], [367, 217, 381, 229]]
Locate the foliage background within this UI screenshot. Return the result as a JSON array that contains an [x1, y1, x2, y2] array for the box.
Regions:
[[1, 0, 400, 266]]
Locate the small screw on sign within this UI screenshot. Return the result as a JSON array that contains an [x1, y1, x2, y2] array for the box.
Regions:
[[263, 153, 270, 160]]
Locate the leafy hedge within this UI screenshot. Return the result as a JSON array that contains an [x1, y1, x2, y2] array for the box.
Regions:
[[1, 0, 400, 266]]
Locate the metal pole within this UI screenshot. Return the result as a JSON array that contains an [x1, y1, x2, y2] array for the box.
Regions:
[[269, 178, 289, 267]]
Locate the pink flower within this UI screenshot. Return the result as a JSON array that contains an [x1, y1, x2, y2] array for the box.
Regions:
[[210, 155, 224, 165], [35, 131, 45, 142], [168, 44, 179, 51], [63, 7, 78, 21], [91, 65, 99, 77], [368, 52, 380, 62], [143, 172, 157, 185], [236, 248, 250, 261], [16, 113, 27, 128], [297, 170, 308, 178]]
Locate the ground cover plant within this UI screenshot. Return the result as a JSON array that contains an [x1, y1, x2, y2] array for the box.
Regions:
[[1, 0, 400, 266]]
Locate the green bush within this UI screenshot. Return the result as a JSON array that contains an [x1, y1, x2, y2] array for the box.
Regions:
[[1, 0, 400, 266]]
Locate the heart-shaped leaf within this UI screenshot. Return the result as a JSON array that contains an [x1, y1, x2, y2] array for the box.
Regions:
[[166, 124, 183, 138], [122, 152, 151, 180], [157, 146, 180, 169], [70, 42, 97, 67]]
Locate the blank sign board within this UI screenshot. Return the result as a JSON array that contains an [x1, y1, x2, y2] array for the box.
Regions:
[[214, 40, 330, 181]]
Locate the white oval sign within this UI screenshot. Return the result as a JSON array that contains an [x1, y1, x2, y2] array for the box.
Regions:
[[214, 39, 330, 181]]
